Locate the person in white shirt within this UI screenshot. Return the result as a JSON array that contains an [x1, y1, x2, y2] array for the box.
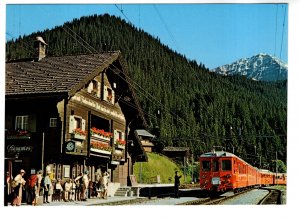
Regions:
[[64, 179, 72, 202], [102, 172, 109, 199], [81, 171, 89, 201]]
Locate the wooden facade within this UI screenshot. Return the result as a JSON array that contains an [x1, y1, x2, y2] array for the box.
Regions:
[[5, 41, 148, 188]]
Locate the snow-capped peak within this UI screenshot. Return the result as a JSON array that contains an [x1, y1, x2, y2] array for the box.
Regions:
[[212, 53, 287, 81]]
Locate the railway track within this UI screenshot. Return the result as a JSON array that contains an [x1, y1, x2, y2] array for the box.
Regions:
[[258, 188, 282, 205], [177, 188, 255, 205]]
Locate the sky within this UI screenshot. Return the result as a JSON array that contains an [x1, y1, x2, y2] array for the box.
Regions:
[[4, 2, 288, 69]]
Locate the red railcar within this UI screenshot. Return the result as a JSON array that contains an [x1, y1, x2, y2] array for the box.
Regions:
[[199, 151, 286, 193], [275, 173, 287, 185]]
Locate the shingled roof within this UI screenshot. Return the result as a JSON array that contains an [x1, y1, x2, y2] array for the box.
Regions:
[[162, 146, 190, 152], [6, 52, 120, 96]]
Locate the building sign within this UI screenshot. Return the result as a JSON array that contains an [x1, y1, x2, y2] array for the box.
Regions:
[[71, 94, 125, 121], [7, 144, 33, 153]]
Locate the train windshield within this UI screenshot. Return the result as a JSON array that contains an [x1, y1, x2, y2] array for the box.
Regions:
[[222, 160, 232, 171], [202, 161, 210, 171]]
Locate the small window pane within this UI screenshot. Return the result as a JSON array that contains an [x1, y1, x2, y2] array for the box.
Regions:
[[202, 161, 210, 172], [49, 118, 57, 127], [15, 115, 29, 130], [222, 160, 232, 171]]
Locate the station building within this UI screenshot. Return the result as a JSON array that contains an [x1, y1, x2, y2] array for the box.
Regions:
[[5, 37, 150, 193]]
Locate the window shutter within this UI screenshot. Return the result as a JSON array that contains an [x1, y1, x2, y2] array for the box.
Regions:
[[121, 132, 125, 141], [81, 119, 86, 131], [97, 82, 100, 97], [103, 85, 108, 101], [114, 130, 118, 144], [112, 90, 115, 104], [87, 82, 93, 93], [69, 115, 75, 133]]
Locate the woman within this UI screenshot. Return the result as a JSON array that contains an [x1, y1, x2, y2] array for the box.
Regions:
[[11, 169, 26, 206]]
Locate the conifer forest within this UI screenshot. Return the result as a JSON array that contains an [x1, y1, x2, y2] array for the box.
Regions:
[[6, 14, 287, 172]]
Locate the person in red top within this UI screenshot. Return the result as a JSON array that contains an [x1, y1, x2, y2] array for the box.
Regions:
[[27, 171, 38, 205]]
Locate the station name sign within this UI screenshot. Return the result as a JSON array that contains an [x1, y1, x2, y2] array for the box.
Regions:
[[7, 144, 33, 153]]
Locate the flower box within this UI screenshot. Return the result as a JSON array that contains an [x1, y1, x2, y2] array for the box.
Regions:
[[116, 144, 125, 150], [6, 130, 31, 140], [90, 148, 111, 155], [71, 133, 86, 140], [91, 134, 111, 142], [6, 135, 31, 140], [90, 127, 112, 142]]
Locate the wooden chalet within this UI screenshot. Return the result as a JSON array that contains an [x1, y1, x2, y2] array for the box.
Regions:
[[5, 37, 149, 190], [162, 146, 191, 165]]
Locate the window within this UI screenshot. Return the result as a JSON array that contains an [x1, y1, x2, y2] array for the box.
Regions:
[[107, 88, 113, 102], [69, 115, 86, 134], [103, 85, 114, 104], [202, 161, 211, 172], [118, 131, 122, 140], [213, 159, 219, 172], [15, 115, 29, 130], [222, 160, 232, 171], [49, 118, 57, 127], [74, 117, 81, 129]]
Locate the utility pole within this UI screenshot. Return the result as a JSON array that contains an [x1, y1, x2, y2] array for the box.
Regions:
[[275, 151, 278, 186], [42, 132, 45, 172]]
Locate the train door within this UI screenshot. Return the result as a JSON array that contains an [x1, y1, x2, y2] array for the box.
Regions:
[[199, 158, 211, 190], [211, 158, 221, 187]]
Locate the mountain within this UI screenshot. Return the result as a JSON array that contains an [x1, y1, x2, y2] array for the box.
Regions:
[[6, 14, 287, 167], [212, 53, 288, 81]]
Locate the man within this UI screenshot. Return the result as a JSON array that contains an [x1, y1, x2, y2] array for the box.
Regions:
[[82, 170, 89, 201], [174, 171, 182, 198], [102, 172, 109, 199]]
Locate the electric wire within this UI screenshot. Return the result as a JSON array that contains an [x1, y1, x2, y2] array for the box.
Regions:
[[8, 8, 286, 145], [58, 10, 287, 144]]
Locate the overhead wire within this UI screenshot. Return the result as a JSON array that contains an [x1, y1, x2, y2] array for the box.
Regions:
[[21, 6, 286, 144], [87, 8, 286, 143]]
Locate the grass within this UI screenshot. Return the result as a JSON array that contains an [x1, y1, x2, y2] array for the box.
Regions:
[[133, 152, 191, 184]]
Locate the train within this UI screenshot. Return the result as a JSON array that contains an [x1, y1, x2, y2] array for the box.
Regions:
[[199, 151, 286, 193]]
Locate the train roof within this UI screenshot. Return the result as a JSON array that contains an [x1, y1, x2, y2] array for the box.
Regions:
[[200, 151, 237, 158]]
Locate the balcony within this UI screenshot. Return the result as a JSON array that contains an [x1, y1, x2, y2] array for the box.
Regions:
[[115, 139, 126, 150], [90, 141, 112, 155], [90, 127, 112, 143], [71, 128, 86, 141], [6, 130, 31, 140]]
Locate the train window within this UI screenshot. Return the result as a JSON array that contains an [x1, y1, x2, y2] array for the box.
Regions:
[[222, 160, 232, 171], [202, 161, 210, 171], [213, 160, 219, 172]]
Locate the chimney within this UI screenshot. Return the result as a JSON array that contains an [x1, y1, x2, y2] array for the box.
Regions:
[[34, 36, 47, 61]]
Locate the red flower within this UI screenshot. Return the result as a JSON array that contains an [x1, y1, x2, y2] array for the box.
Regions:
[[90, 127, 112, 138], [90, 141, 112, 152], [73, 128, 86, 136], [116, 139, 126, 145]]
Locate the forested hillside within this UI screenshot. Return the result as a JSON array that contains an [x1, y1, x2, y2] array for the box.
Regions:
[[6, 14, 287, 171]]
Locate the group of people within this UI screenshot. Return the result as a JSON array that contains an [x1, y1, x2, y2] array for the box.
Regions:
[[7, 169, 47, 206], [6, 169, 110, 206]]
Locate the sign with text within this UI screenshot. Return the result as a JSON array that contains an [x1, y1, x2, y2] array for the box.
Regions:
[[7, 144, 33, 153]]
